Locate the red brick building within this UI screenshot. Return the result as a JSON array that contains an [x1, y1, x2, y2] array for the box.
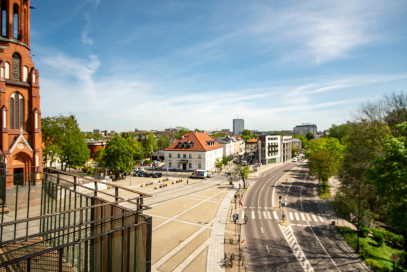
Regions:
[[0, 0, 42, 186]]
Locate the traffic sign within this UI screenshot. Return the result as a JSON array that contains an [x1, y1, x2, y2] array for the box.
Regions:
[[318, 183, 322, 187], [281, 203, 285, 207], [233, 214, 239, 221], [282, 214, 285, 218], [391, 254, 399, 262]]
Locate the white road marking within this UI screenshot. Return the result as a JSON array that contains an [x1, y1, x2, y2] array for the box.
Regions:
[[312, 214, 318, 222], [306, 213, 312, 221], [295, 212, 300, 221], [261, 227, 264, 234], [300, 213, 307, 221], [267, 211, 272, 219], [266, 245, 270, 253], [263, 211, 267, 219], [306, 221, 341, 271], [289, 212, 294, 221], [279, 224, 314, 272], [252, 211, 255, 219], [258, 210, 261, 219], [273, 211, 279, 219], [318, 216, 325, 223]]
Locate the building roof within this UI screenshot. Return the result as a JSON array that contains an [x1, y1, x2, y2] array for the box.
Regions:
[[165, 132, 222, 152], [246, 139, 258, 144]]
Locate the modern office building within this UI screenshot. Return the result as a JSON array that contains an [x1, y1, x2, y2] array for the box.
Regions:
[[259, 135, 293, 164], [293, 123, 317, 136], [233, 118, 244, 135]]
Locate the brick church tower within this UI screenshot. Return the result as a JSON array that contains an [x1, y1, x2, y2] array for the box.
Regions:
[[0, 0, 41, 187]]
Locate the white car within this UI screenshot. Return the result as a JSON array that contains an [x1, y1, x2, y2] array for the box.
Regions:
[[292, 157, 298, 162]]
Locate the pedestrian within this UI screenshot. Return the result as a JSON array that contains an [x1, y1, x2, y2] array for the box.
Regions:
[[187, 179, 189, 184]]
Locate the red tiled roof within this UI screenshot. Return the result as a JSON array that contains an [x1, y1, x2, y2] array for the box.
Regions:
[[246, 139, 258, 144], [165, 132, 222, 152]]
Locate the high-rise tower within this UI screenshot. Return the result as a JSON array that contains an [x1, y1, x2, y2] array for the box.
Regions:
[[233, 118, 244, 135], [0, 0, 41, 187]]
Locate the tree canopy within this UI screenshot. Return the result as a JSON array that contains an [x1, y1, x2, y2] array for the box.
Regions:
[[306, 137, 344, 193], [42, 115, 89, 170], [103, 136, 134, 178]]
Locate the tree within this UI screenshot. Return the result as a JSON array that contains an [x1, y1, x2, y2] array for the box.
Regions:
[[142, 132, 158, 157], [328, 123, 352, 143], [293, 135, 308, 149], [214, 158, 223, 173], [103, 136, 134, 179], [126, 137, 144, 160], [175, 127, 192, 139], [42, 115, 90, 170], [157, 133, 170, 150], [366, 122, 407, 248], [241, 129, 252, 136], [306, 138, 344, 193], [306, 132, 314, 140], [292, 145, 299, 157], [234, 164, 253, 188]]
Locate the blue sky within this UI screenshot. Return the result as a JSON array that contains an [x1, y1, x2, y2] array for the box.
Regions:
[[30, 0, 407, 132]]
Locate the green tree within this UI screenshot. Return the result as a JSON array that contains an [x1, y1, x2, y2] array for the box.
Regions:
[[306, 132, 314, 140], [157, 133, 170, 150], [328, 123, 352, 143], [42, 115, 90, 170], [103, 136, 134, 179], [306, 138, 344, 193], [292, 145, 299, 157], [234, 164, 253, 188], [126, 137, 144, 160], [293, 135, 308, 149], [366, 122, 407, 247], [214, 158, 223, 172], [175, 127, 192, 139], [142, 132, 158, 157], [241, 129, 252, 136]]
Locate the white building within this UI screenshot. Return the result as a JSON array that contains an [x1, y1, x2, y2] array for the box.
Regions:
[[260, 135, 293, 164], [164, 132, 223, 171], [215, 135, 236, 157]]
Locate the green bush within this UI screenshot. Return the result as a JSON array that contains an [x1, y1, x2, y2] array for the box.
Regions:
[[365, 258, 389, 272], [372, 230, 385, 246], [360, 227, 370, 237], [372, 228, 404, 249]]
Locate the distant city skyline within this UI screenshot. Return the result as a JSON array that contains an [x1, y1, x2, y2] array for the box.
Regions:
[[31, 0, 407, 132]]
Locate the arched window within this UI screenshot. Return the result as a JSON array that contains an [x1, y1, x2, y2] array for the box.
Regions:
[[1, 1, 6, 37], [12, 53, 21, 80], [5, 62, 10, 79], [13, 4, 19, 39], [23, 66, 28, 81], [10, 92, 24, 129]]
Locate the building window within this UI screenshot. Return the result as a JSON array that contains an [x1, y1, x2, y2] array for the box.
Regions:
[[13, 4, 18, 39], [169, 153, 172, 158], [189, 163, 192, 169], [2, 109, 6, 129], [5, 62, 9, 79], [34, 112, 38, 129], [23, 66, 28, 82], [183, 154, 186, 159], [10, 92, 24, 129], [177, 153, 180, 158], [169, 162, 172, 168], [12, 53, 21, 80], [198, 163, 201, 169], [1, 2, 6, 37], [189, 154, 192, 159], [198, 154, 201, 159]]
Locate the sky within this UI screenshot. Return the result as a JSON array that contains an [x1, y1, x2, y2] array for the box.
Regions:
[[29, 0, 407, 132]]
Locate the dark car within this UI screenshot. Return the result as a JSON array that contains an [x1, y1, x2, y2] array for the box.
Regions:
[[144, 172, 151, 177], [137, 172, 145, 177], [155, 172, 162, 177], [133, 171, 140, 176], [151, 173, 160, 178]]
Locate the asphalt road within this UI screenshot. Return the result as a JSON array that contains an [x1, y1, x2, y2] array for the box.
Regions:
[[242, 161, 369, 272]]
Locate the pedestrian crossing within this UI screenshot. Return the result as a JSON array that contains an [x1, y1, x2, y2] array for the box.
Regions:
[[245, 209, 326, 223]]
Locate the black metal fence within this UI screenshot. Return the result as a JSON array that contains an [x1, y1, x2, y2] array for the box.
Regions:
[[0, 167, 152, 271]]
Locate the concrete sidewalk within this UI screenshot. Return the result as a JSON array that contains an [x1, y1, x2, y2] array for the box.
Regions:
[[206, 189, 236, 271]]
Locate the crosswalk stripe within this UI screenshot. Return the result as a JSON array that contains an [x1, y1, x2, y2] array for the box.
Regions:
[[273, 211, 279, 220], [300, 213, 306, 221], [306, 214, 312, 221], [252, 211, 255, 219], [263, 211, 267, 219], [267, 212, 272, 219], [258, 211, 261, 219], [289, 212, 294, 221], [295, 213, 300, 221], [318, 216, 325, 222], [311, 214, 318, 222]]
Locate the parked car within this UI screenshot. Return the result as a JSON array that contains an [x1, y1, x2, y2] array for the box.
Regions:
[[206, 174, 212, 178], [144, 173, 151, 177], [137, 172, 146, 177], [292, 157, 298, 162]]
